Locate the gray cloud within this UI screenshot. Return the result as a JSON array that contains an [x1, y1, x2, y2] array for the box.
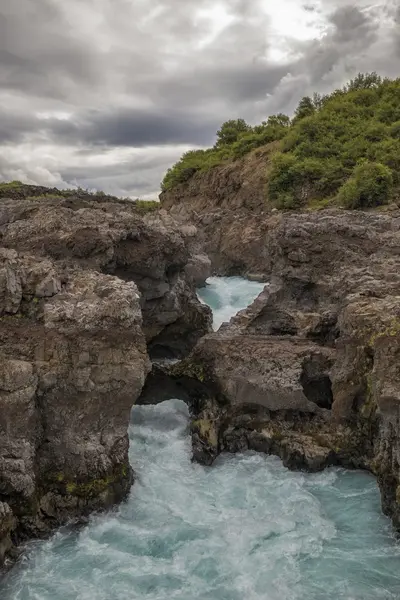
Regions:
[[329, 5, 374, 42], [394, 6, 400, 55], [61, 159, 176, 198], [0, 0, 398, 197], [42, 108, 221, 147], [0, 111, 40, 144], [0, 2, 102, 100], [263, 3, 395, 115]]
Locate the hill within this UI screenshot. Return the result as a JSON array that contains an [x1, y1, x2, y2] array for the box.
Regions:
[[161, 73, 400, 211]]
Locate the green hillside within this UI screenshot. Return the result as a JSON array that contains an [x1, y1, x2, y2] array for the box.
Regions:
[[162, 73, 400, 210]]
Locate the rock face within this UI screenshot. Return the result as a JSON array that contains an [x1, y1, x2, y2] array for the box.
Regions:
[[4, 175, 400, 559], [143, 207, 400, 528], [0, 194, 211, 356], [161, 145, 275, 215], [0, 190, 211, 563], [160, 146, 276, 277]]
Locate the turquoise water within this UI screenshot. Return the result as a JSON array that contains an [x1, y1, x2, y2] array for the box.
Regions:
[[197, 276, 265, 330], [2, 278, 400, 600]]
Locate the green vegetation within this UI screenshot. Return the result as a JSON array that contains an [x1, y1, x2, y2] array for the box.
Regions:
[[161, 72, 400, 210], [52, 463, 130, 498], [161, 116, 290, 191], [269, 73, 400, 209], [0, 181, 159, 209], [337, 162, 393, 209], [132, 199, 159, 213], [0, 180, 23, 189], [170, 358, 207, 382], [26, 194, 67, 201]]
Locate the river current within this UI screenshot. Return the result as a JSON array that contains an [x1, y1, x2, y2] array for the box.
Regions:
[[2, 277, 400, 600]]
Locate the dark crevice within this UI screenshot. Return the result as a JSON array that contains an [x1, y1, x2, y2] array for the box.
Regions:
[[248, 307, 298, 336], [300, 361, 333, 410], [137, 364, 210, 413], [147, 344, 181, 360], [287, 278, 319, 311]]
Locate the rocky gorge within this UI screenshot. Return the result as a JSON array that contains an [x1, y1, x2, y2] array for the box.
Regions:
[[2, 171, 400, 570], [159, 165, 400, 531]]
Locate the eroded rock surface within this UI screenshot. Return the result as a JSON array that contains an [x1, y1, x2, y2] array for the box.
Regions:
[[146, 206, 400, 528], [0, 191, 211, 563], [0, 250, 149, 554], [0, 194, 211, 356]]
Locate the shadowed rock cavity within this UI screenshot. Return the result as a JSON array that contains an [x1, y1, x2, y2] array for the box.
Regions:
[[300, 358, 333, 410]]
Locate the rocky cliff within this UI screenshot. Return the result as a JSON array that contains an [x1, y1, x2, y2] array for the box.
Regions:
[[142, 205, 400, 529], [160, 146, 291, 277], [160, 146, 400, 278], [160, 145, 275, 216], [0, 188, 211, 564]]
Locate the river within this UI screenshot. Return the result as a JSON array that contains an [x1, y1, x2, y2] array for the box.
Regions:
[[2, 277, 400, 600]]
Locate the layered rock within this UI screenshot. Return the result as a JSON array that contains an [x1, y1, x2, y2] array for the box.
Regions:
[[161, 145, 274, 214], [0, 190, 211, 563], [160, 146, 276, 277]]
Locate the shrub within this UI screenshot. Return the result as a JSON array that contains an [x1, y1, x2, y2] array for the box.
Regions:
[[337, 162, 393, 209], [161, 150, 210, 191], [230, 124, 287, 159], [161, 119, 288, 191], [132, 199, 159, 213], [268, 75, 400, 207], [292, 96, 316, 123], [344, 72, 383, 92], [390, 121, 400, 138], [269, 154, 344, 208], [367, 139, 400, 185]]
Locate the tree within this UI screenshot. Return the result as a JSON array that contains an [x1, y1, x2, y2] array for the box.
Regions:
[[215, 119, 251, 147], [161, 73, 400, 203], [344, 72, 382, 93], [266, 113, 291, 128], [312, 92, 327, 110], [293, 96, 315, 122]]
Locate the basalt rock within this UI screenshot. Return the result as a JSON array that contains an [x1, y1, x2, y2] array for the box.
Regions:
[[0, 503, 15, 565], [0, 189, 211, 564], [0, 249, 149, 556], [0, 193, 211, 358], [148, 203, 400, 528]]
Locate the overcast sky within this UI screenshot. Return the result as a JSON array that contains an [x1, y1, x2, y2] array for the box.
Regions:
[[0, 0, 399, 198]]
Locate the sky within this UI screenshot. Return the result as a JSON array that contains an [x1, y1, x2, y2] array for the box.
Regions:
[[0, 0, 399, 199]]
